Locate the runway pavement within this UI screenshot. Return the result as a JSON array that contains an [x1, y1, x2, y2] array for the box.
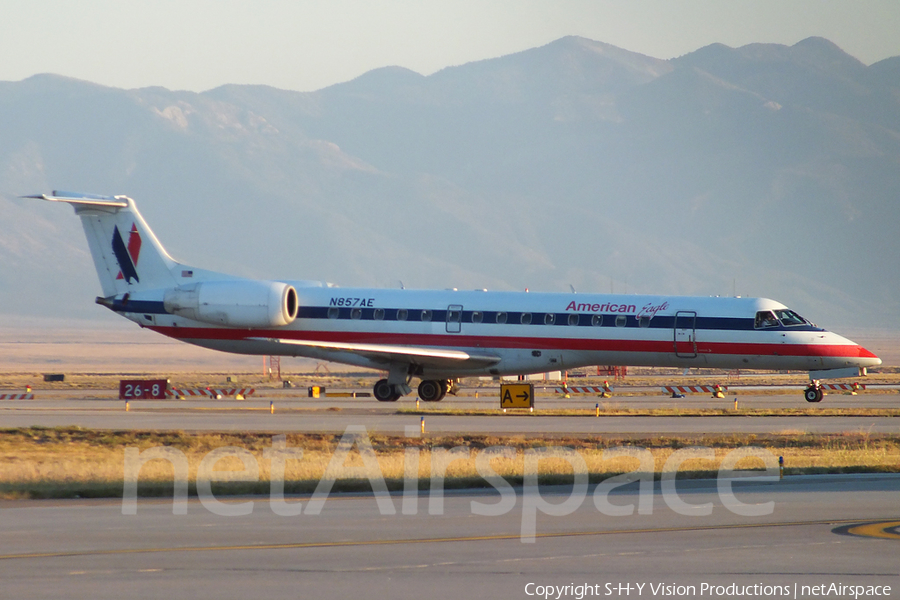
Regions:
[[0, 392, 897, 436], [1, 474, 898, 599]]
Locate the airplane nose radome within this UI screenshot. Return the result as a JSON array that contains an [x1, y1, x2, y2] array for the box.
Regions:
[[859, 346, 882, 366]]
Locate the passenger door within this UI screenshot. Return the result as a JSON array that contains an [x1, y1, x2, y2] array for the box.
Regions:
[[446, 304, 463, 333], [674, 311, 697, 358]]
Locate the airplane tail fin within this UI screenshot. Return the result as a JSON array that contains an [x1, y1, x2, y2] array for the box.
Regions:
[[27, 191, 178, 297]]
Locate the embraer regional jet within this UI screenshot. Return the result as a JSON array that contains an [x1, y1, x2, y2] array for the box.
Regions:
[[29, 191, 881, 403]]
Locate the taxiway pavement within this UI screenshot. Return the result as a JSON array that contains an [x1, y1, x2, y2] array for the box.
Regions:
[[1, 474, 898, 599]]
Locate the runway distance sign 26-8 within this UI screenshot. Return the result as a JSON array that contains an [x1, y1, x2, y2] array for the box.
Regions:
[[119, 379, 169, 400]]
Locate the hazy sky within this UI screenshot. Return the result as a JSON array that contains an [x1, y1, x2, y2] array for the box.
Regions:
[[2, 0, 899, 93]]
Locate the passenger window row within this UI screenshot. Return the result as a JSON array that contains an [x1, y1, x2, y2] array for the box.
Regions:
[[325, 307, 648, 327]]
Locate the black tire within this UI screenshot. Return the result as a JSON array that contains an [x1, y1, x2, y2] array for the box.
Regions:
[[804, 387, 823, 403], [374, 379, 398, 402], [418, 380, 444, 402]]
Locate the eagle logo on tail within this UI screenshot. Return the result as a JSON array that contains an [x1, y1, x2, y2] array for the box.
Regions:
[[112, 223, 142, 284]]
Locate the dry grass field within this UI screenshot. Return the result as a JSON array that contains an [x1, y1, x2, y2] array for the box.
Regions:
[[1, 427, 898, 500]]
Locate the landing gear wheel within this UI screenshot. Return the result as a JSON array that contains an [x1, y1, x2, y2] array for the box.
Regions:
[[418, 379, 446, 402], [374, 379, 400, 402], [804, 386, 824, 403]]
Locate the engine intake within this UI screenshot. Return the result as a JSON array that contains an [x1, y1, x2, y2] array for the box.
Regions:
[[163, 280, 298, 328]]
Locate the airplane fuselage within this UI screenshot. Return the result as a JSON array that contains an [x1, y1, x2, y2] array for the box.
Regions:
[[114, 285, 878, 377]]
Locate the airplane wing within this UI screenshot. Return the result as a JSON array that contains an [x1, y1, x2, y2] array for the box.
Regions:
[[249, 337, 501, 370]]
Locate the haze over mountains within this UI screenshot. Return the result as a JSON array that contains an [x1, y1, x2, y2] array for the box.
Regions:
[[1, 36, 898, 331]]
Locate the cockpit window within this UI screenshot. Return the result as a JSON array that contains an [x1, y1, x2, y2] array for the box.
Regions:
[[774, 309, 806, 326], [754, 311, 779, 329]]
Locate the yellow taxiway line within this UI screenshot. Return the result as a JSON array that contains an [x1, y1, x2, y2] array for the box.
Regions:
[[845, 520, 900, 540]]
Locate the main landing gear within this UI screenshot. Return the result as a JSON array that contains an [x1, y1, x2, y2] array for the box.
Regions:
[[372, 378, 454, 402], [417, 379, 450, 402], [373, 378, 403, 402], [804, 382, 824, 403], [373, 364, 414, 402]]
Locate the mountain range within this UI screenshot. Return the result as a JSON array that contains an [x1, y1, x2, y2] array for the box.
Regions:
[[1, 35, 898, 332]]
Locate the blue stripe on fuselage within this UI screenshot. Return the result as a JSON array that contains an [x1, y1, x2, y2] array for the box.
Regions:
[[107, 299, 168, 314], [297, 306, 819, 332], [103, 301, 821, 333]]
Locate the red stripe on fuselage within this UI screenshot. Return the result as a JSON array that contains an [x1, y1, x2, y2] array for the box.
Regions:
[[147, 326, 869, 359]]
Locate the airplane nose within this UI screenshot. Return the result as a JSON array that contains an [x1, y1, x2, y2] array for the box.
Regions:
[[826, 332, 882, 368], [859, 345, 882, 367]]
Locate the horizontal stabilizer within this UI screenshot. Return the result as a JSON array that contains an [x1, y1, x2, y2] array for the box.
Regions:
[[22, 191, 129, 208]]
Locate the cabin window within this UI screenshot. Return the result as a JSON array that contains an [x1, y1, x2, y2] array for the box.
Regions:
[[471, 311, 483, 324], [639, 316, 651, 328], [615, 315, 627, 327], [421, 309, 433, 322], [568, 314, 579, 326], [327, 307, 339, 319], [397, 309, 408, 321], [373, 308, 385, 321], [520, 313, 532, 325], [754, 311, 779, 329], [350, 308, 362, 320], [774, 309, 806, 326], [591, 314, 603, 327], [544, 313, 555, 325], [496, 312, 508, 324]]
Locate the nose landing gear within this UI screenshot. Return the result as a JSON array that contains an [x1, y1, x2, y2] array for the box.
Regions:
[[804, 382, 824, 403]]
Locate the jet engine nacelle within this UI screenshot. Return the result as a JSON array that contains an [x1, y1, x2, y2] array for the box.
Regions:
[[163, 280, 298, 328]]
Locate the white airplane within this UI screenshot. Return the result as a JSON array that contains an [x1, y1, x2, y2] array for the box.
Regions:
[[29, 191, 881, 403]]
